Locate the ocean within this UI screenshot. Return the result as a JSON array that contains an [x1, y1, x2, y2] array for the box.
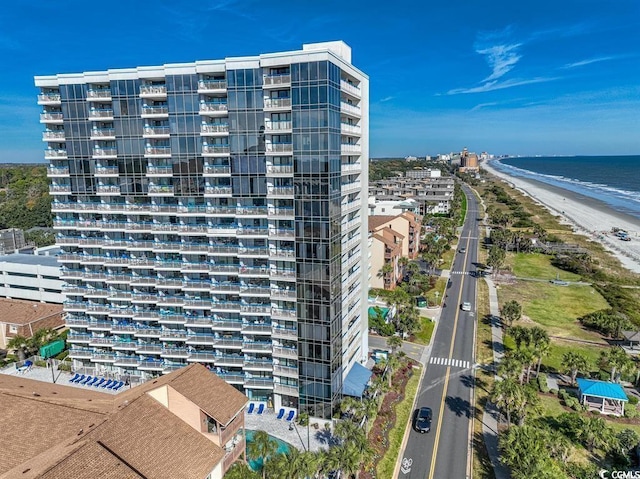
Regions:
[[491, 156, 640, 221]]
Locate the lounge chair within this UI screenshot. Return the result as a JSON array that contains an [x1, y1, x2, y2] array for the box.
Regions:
[[88, 377, 99, 387], [276, 408, 285, 420], [113, 381, 124, 391], [81, 375, 93, 385], [74, 374, 86, 384], [94, 378, 105, 388], [256, 403, 265, 415], [285, 410, 295, 422], [107, 380, 120, 390], [247, 403, 255, 414], [101, 379, 113, 389], [69, 373, 80, 383]]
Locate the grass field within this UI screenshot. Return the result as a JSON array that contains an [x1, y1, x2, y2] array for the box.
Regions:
[[506, 252, 582, 281], [425, 277, 447, 306], [413, 317, 435, 345], [497, 281, 609, 340], [542, 339, 607, 374]]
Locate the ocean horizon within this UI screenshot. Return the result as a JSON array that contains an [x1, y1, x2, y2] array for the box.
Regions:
[[490, 155, 640, 221]]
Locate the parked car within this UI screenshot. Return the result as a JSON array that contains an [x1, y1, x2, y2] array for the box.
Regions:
[[461, 302, 472, 311], [459, 247, 466, 253], [413, 407, 432, 433]]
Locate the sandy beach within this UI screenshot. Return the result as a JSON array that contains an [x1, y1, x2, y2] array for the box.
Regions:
[[482, 159, 640, 275]]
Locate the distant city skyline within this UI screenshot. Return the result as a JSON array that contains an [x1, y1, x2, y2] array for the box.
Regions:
[[2, 0, 639, 162]]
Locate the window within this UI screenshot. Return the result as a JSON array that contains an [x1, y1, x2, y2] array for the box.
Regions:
[[9, 325, 17, 334]]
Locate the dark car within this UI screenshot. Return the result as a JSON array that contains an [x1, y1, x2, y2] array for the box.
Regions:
[[413, 407, 432, 433]]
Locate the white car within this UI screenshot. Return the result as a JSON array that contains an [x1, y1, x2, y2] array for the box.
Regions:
[[461, 302, 472, 312]]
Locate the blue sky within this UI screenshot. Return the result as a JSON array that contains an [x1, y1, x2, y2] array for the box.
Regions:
[[2, 0, 639, 162]]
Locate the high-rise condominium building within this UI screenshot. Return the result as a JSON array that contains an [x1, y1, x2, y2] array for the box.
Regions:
[[36, 41, 368, 418]]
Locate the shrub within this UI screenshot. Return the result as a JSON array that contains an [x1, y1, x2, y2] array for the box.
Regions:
[[58, 362, 71, 372], [624, 407, 639, 419], [298, 412, 309, 426], [628, 395, 639, 406], [537, 373, 549, 393], [34, 360, 47, 368], [558, 389, 569, 401], [549, 389, 558, 396]]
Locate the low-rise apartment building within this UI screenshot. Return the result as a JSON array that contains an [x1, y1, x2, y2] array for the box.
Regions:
[[0, 363, 247, 479], [368, 212, 422, 290], [369, 177, 454, 215], [0, 299, 64, 350]]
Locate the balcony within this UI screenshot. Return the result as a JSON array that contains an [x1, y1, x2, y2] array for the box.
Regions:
[[341, 181, 362, 195], [38, 93, 61, 105], [197, 79, 227, 92], [93, 148, 118, 159], [245, 377, 274, 388], [145, 146, 171, 157], [273, 364, 298, 379], [88, 109, 114, 120], [148, 185, 174, 195], [138, 359, 165, 371], [266, 164, 293, 175], [203, 164, 231, 175], [237, 226, 268, 237], [270, 268, 295, 281], [263, 98, 291, 110], [270, 288, 296, 300], [341, 162, 361, 173], [272, 326, 297, 341], [264, 121, 292, 133], [211, 318, 243, 330], [49, 184, 72, 194], [242, 322, 272, 334], [340, 102, 361, 117], [340, 80, 361, 98], [267, 186, 294, 197], [139, 85, 167, 98], [341, 123, 361, 136], [114, 356, 140, 366], [210, 301, 241, 312], [90, 128, 116, 140], [187, 351, 217, 362], [263, 74, 291, 87], [143, 125, 171, 137], [92, 352, 116, 363], [271, 308, 296, 320], [40, 112, 63, 123], [202, 145, 230, 156], [204, 186, 232, 196], [268, 207, 294, 219], [240, 304, 271, 314], [146, 165, 173, 176], [161, 347, 189, 358], [274, 382, 299, 397], [268, 228, 295, 239], [341, 144, 361, 155], [273, 346, 298, 359], [141, 106, 169, 118], [95, 165, 119, 176], [86, 89, 112, 100], [44, 148, 68, 159], [199, 102, 228, 115], [242, 341, 272, 353], [265, 142, 294, 154], [47, 166, 69, 176], [201, 123, 229, 135], [96, 185, 121, 195], [43, 130, 65, 141], [68, 348, 93, 359]]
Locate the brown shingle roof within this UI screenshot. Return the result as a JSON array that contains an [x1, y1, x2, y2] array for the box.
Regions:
[[368, 215, 399, 232], [117, 364, 247, 425], [0, 298, 63, 325]]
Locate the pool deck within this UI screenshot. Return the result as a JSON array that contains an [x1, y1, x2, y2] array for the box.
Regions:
[[244, 408, 333, 453], [0, 365, 125, 394]]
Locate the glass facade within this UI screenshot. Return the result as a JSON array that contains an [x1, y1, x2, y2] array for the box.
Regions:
[[37, 43, 367, 419]]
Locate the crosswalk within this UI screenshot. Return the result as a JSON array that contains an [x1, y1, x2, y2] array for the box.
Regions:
[[450, 271, 470, 275], [429, 357, 471, 369]]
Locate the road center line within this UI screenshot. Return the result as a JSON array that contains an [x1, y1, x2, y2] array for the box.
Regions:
[[428, 234, 471, 479]]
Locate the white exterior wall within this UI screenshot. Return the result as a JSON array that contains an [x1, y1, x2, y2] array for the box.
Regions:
[[0, 261, 63, 303]]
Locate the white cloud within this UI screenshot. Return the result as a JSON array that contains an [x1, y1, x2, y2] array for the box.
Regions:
[[562, 56, 616, 69], [447, 77, 559, 95], [379, 96, 395, 103], [476, 43, 523, 82]]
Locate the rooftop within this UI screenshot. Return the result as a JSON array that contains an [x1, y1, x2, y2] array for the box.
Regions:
[[0, 253, 60, 268], [0, 298, 63, 325]]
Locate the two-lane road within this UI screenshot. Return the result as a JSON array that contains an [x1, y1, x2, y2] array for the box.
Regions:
[[399, 185, 481, 479]]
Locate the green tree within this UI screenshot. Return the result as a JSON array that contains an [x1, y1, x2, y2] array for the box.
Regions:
[[562, 351, 590, 386], [386, 335, 403, 355], [500, 425, 565, 479], [509, 325, 531, 350], [576, 416, 614, 453], [599, 347, 634, 383], [247, 430, 279, 479], [501, 300, 522, 329], [6, 335, 30, 361], [498, 354, 525, 383], [488, 246, 506, 275], [225, 462, 260, 479], [530, 327, 551, 377], [491, 377, 521, 427], [326, 444, 361, 479]]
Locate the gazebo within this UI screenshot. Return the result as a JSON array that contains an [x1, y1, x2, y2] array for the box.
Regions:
[[622, 330, 640, 353], [576, 378, 629, 416]]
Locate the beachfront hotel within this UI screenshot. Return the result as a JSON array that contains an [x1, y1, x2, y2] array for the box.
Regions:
[[35, 41, 369, 419]]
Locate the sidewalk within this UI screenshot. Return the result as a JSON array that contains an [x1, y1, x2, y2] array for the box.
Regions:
[[481, 276, 511, 479]]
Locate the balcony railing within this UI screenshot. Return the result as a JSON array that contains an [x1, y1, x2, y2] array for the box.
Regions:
[[265, 143, 293, 154], [38, 93, 61, 103], [47, 166, 69, 175], [43, 130, 65, 141], [266, 164, 293, 174], [40, 112, 63, 122], [198, 80, 227, 91], [86, 89, 112, 99], [145, 146, 171, 156], [88, 109, 114, 119], [340, 80, 361, 97], [199, 103, 228, 113], [201, 123, 229, 134], [93, 148, 118, 157], [263, 74, 291, 86], [90, 128, 116, 138], [264, 98, 291, 109], [140, 85, 167, 95], [142, 106, 169, 116], [267, 186, 294, 196], [341, 123, 361, 135], [265, 121, 292, 132], [148, 185, 174, 194], [203, 164, 231, 174], [143, 126, 171, 136], [44, 149, 67, 159], [340, 102, 361, 116], [202, 145, 230, 155]]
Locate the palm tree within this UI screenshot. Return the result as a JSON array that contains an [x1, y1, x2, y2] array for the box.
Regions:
[[247, 430, 278, 479], [378, 263, 394, 289], [498, 354, 525, 382], [501, 300, 522, 329], [508, 326, 531, 350], [225, 462, 260, 479], [266, 447, 308, 479], [500, 425, 559, 478], [491, 377, 520, 426], [6, 335, 30, 361], [513, 348, 535, 384], [30, 328, 59, 349], [562, 351, 590, 385], [381, 353, 401, 387], [487, 245, 506, 276], [576, 416, 612, 452], [327, 443, 361, 479], [599, 347, 634, 383], [529, 327, 550, 376], [386, 335, 403, 355]]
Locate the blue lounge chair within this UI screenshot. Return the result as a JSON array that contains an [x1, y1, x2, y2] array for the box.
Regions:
[[107, 380, 120, 390], [276, 408, 285, 420], [88, 377, 99, 387], [101, 379, 113, 389], [74, 374, 86, 384], [247, 403, 255, 414], [81, 375, 93, 385], [256, 403, 265, 415], [113, 381, 125, 391], [94, 378, 105, 388], [285, 410, 295, 422], [69, 373, 80, 383]]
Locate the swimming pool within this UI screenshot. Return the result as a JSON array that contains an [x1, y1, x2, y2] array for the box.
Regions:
[[245, 430, 291, 471]]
